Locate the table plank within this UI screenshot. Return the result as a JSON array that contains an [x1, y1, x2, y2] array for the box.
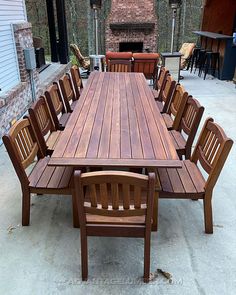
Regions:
[[75, 73, 105, 157], [130, 74, 155, 159], [52, 72, 97, 158], [86, 73, 110, 158], [120, 73, 131, 158], [125, 74, 143, 159], [109, 73, 121, 158]]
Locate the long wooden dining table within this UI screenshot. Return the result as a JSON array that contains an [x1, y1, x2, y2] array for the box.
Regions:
[[48, 72, 181, 169]]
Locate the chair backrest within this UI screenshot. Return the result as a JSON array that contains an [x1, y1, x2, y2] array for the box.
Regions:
[[108, 59, 132, 72], [159, 74, 176, 113], [74, 170, 155, 223], [179, 97, 204, 158], [156, 66, 169, 91], [105, 51, 132, 65], [28, 96, 56, 155], [2, 118, 43, 186], [45, 83, 66, 130], [132, 53, 159, 79], [168, 84, 188, 130], [59, 74, 77, 112], [70, 65, 83, 99], [191, 118, 233, 191]]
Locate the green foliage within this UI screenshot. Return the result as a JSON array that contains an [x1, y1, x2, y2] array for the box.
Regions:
[[25, 0, 202, 57]]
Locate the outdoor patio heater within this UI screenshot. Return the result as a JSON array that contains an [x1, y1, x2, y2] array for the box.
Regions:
[[169, 0, 182, 53], [90, 0, 105, 71], [161, 0, 182, 82]]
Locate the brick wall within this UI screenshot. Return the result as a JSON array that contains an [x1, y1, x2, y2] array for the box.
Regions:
[[105, 0, 158, 52], [0, 22, 39, 141]]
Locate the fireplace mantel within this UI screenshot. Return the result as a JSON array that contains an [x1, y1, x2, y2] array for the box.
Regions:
[[110, 22, 155, 31]]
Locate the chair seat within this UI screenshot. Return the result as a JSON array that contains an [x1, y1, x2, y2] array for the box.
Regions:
[[156, 100, 164, 113], [86, 214, 145, 225], [59, 113, 71, 129], [162, 113, 173, 130], [156, 160, 205, 197], [169, 130, 186, 156], [46, 130, 62, 152], [28, 157, 73, 193]]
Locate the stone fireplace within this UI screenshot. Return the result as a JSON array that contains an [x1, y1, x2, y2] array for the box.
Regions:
[[105, 0, 158, 53]]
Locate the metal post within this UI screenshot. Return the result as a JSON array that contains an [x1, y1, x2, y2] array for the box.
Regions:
[[94, 7, 99, 55], [46, 0, 58, 62], [56, 0, 69, 64], [170, 7, 177, 53]]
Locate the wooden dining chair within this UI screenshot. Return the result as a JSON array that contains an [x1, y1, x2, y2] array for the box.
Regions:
[[45, 83, 70, 130], [70, 65, 84, 99], [2, 118, 77, 226], [59, 74, 78, 113], [155, 74, 176, 113], [169, 97, 204, 159], [108, 59, 132, 72], [73, 170, 156, 282], [161, 84, 188, 130], [152, 67, 169, 100], [156, 118, 233, 233], [28, 95, 62, 156]]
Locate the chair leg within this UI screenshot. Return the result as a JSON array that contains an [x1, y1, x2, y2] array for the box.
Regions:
[[72, 191, 80, 228], [22, 189, 31, 226], [143, 233, 151, 283], [81, 229, 88, 280], [152, 191, 159, 231], [203, 193, 213, 234]]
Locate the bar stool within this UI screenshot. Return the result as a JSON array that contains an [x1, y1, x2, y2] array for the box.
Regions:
[[203, 52, 220, 80], [196, 49, 207, 77], [190, 47, 201, 73]]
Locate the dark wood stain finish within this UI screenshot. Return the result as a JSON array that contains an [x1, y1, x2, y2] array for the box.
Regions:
[[49, 72, 181, 169]]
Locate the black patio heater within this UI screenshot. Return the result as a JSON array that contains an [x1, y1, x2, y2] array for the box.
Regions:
[[160, 0, 182, 82], [169, 0, 182, 53], [90, 0, 105, 71]]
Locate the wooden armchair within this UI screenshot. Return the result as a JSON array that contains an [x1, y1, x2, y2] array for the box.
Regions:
[[59, 74, 78, 113], [73, 170, 156, 282], [108, 59, 132, 72], [161, 84, 188, 130], [70, 65, 84, 99], [2, 118, 76, 226], [179, 43, 195, 70], [133, 53, 159, 83], [45, 83, 70, 130], [70, 44, 90, 70], [156, 118, 233, 233], [155, 74, 176, 113], [169, 97, 204, 159], [28, 96, 62, 156]]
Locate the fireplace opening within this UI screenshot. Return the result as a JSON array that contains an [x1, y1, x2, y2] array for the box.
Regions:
[[119, 42, 143, 53]]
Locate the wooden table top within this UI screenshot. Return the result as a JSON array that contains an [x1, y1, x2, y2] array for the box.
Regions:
[[49, 72, 181, 168]]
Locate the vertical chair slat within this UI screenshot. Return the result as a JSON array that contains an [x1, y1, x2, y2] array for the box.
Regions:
[[134, 186, 142, 209], [111, 183, 119, 209], [100, 183, 108, 209], [122, 183, 130, 209], [89, 184, 97, 207]]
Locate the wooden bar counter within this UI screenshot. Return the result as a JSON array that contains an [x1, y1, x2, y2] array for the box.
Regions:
[[193, 31, 236, 80]]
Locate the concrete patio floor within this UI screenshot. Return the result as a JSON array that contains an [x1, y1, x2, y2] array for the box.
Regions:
[[0, 71, 235, 295]]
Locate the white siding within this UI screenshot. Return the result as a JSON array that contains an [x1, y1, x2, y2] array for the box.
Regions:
[[0, 0, 27, 94]]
